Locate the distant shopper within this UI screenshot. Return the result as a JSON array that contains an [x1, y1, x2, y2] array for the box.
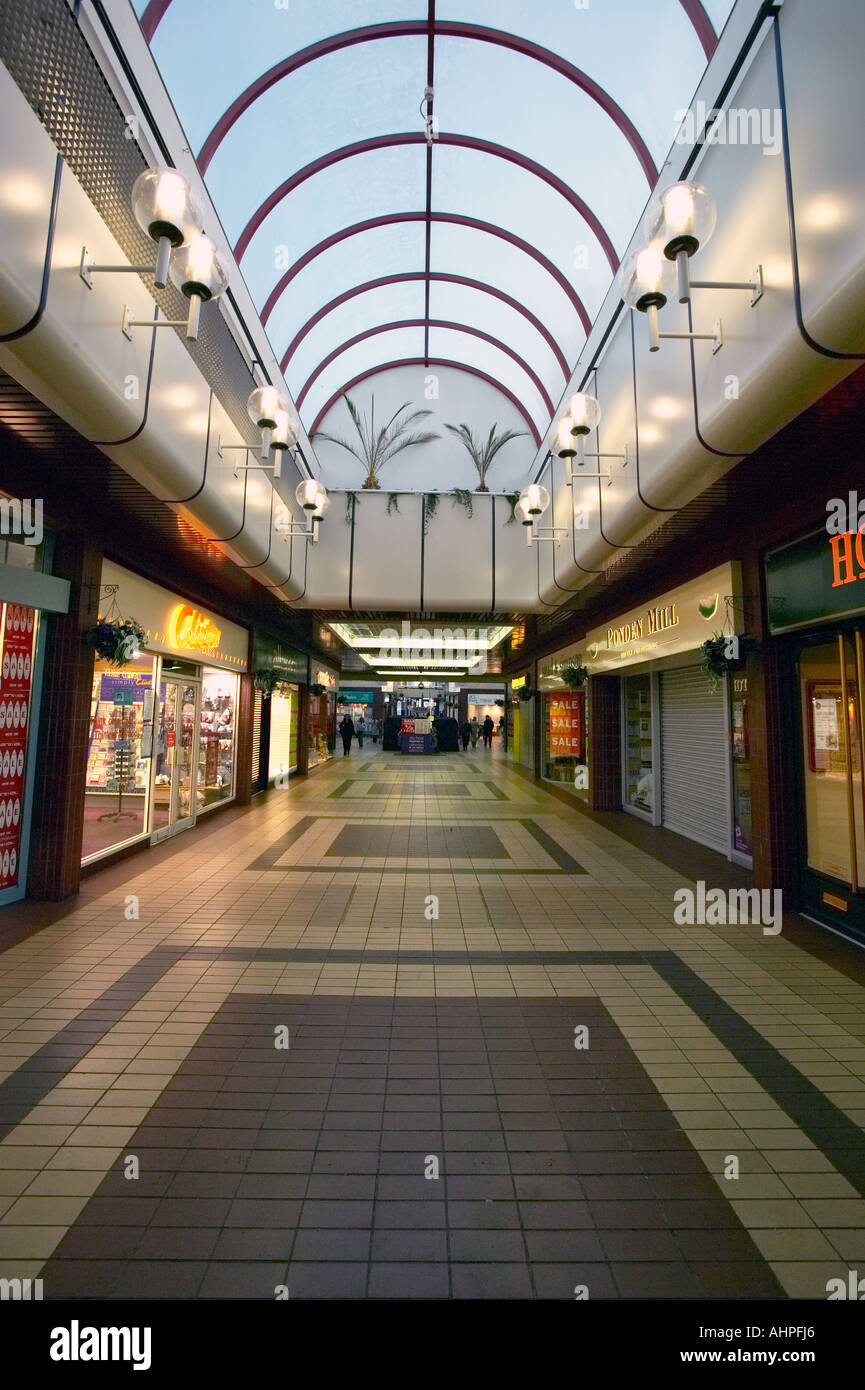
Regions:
[[459, 720, 471, 751], [339, 714, 356, 755], [482, 715, 494, 748], [469, 717, 480, 749], [356, 720, 365, 749]]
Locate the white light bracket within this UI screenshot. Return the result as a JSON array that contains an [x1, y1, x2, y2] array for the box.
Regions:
[[647, 302, 723, 355], [277, 514, 319, 545], [527, 524, 567, 548], [566, 441, 628, 487], [80, 246, 157, 290], [677, 250, 763, 307], [215, 436, 288, 479], [122, 299, 203, 342]]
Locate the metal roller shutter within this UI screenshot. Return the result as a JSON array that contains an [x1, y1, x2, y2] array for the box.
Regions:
[[660, 664, 729, 853]]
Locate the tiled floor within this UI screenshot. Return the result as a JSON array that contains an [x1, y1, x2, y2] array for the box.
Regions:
[[1, 746, 864, 1299]]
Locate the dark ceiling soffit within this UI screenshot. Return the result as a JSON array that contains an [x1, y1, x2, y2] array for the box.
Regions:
[[308, 358, 542, 444], [260, 212, 592, 330], [296, 318, 555, 417], [233, 131, 619, 269], [279, 273, 570, 379], [186, 21, 661, 185]]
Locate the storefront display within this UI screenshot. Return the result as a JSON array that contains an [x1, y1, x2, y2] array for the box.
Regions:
[[0, 603, 38, 892], [308, 664, 338, 768], [81, 561, 248, 863], [766, 529, 865, 942], [623, 675, 653, 816], [730, 673, 752, 862], [543, 690, 585, 782]]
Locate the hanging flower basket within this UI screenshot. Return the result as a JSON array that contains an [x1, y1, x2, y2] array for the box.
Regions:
[[310, 682, 328, 696], [84, 617, 146, 667], [561, 663, 589, 689], [701, 632, 759, 691]]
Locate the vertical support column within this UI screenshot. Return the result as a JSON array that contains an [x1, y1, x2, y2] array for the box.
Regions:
[[28, 536, 102, 900], [233, 665, 254, 808], [588, 675, 622, 812]]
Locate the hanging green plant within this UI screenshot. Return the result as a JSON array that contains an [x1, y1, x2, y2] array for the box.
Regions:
[[504, 492, 521, 524], [701, 632, 759, 691], [423, 492, 440, 535], [451, 488, 473, 519], [84, 617, 146, 667], [254, 668, 291, 699], [386, 492, 401, 516], [561, 663, 589, 689], [344, 490, 359, 525], [309, 682, 328, 696]]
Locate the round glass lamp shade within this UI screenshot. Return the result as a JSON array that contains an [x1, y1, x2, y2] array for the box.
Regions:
[[521, 483, 550, 517], [566, 392, 601, 436], [514, 496, 534, 526], [168, 233, 228, 302], [644, 181, 717, 260], [296, 479, 324, 511], [549, 417, 577, 458], [271, 410, 298, 452], [132, 166, 203, 247], [618, 244, 675, 311], [247, 386, 285, 430], [311, 487, 330, 519]]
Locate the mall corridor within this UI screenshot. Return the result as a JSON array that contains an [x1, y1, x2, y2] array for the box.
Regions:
[[1, 745, 863, 1301]]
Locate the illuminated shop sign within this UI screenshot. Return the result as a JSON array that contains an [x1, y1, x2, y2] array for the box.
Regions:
[[511, 675, 527, 690], [314, 668, 337, 689], [167, 605, 222, 654]]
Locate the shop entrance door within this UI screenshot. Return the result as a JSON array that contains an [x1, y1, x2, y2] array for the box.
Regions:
[[796, 629, 865, 942], [151, 678, 201, 842]]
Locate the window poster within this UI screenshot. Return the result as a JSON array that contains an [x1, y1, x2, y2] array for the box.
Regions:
[[0, 604, 37, 890]]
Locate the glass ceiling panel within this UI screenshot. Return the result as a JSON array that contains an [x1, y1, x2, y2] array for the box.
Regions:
[[431, 145, 612, 320], [204, 38, 428, 233], [287, 282, 427, 398], [302, 326, 427, 429], [428, 282, 563, 396], [143, 0, 427, 151], [429, 219, 586, 370], [434, 38, 648, 252], [264, 221, 427, 359], [435, 0, 735, 161], [239, 145, 427, 305]]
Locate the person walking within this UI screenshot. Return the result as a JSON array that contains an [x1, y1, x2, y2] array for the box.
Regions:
[[356, 719, 365, 750], [339, 713, 356, 756], [459, 720, 471, 751], [469, 716, 480, 750], [482, 714, 494, 748]]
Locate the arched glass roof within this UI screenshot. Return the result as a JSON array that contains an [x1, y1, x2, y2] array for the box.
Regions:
[[137, 0, 734, 462]]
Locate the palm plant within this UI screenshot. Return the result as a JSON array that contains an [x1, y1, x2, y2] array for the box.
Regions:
[[313, 394, 439, 489], [444, 422, 526, 491]]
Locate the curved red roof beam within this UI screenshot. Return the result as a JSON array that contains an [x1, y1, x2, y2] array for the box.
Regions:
[[310, 359, 542, 444], [261, 212, 592, 331], [296, 319, 555, 416], [234, 132, 619, 269], [279, 272, 571, 379], [185, 21, 661, 185]]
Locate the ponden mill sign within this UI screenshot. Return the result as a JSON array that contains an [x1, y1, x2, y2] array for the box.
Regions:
[[583, 563, 741, 673]]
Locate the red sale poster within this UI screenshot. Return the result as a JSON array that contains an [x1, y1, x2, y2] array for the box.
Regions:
[[0, 603, 37, 890], [547, 691, 585, 757]]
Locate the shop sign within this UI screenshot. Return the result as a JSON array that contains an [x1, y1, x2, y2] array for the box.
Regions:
[[253, 634, 308, 683], [580, 563, 741, 673], [547, 692, 584, 756], [100, 561, 248, 672], [766, 529, 865, 633], [0, 604, 36, 891], [168, 605, 222, 655], [314, 667, 337, 689], [339, 689, 375, 704], [511, 675, 527, 690]]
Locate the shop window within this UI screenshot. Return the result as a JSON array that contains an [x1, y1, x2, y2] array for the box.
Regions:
[[623, 674, 654, 815], [198, 669, 238, 809], [308, 692, 335, 768], [83, 654, 156, 860], [543, 689, 586, 786], [0, 603, 39, 895]]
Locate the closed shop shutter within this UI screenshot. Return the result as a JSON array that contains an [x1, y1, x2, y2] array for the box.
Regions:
[[251, 689, 262, 787], [660, 664, 729, 853]]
